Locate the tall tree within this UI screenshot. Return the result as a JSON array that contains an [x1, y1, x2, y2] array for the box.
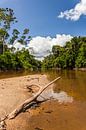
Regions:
[[0, 8, 17, 54], [9, 29, 20, 44], [18, 28, 31, 46]]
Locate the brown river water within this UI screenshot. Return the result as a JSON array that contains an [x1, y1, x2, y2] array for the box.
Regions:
[[0, 70, 86, 130]]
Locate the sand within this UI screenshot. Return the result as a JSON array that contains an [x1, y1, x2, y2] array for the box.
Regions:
[[0, 74, 50, 130]]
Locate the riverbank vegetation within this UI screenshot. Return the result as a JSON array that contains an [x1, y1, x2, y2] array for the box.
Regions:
[[0, 36, 86, 71], [0, 49, 41, 71], [0, 8, 86, 71], [0, 8, 41, 71], [42, 37, 86, 69]]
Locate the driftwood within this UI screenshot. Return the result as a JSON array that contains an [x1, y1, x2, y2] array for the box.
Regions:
[[8, 77, 60, 119], [0, 120, 6, 130]]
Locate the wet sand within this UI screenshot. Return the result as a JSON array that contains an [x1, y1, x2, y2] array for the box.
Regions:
[[0, 74, 86, 130], [28, 101, 86, 130]]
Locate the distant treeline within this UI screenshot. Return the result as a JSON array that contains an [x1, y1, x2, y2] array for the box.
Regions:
[[42, 37, 86, 69], [0, 49, 41, 71], [0, 37, 86, 71]]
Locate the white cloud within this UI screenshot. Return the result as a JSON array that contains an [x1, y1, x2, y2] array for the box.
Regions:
[[28, 34, 73, 60], [8, 41, 26, 51], [9, 34, 72, 60], [13, 41, 25, 51], [58, 0, 86, 21]]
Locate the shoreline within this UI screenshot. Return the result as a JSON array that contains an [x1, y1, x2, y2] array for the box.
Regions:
[[0, 73, 86, 130]]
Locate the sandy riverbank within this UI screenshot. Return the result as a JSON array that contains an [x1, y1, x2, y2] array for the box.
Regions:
[[0, 74, 86, 130], [0, 74, 51, 130]]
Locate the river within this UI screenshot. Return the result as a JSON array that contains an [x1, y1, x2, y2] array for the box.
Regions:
[[28, 70, 86, 130]]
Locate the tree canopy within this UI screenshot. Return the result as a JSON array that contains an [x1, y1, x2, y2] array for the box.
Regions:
[[0, 8, 41, 71], [42, 37, 86, 69]]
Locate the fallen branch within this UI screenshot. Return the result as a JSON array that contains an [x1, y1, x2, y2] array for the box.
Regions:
[[8, 77, 61, 119], [0, 120, 6, 130]]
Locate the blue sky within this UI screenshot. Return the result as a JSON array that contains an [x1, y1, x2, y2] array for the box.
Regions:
[[1, 0, 86, 59], [0, 0, 86, 37]]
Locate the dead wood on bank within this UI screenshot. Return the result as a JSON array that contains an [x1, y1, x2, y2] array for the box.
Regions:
[[8, 77, 60, 119], [0, 76, 60, 130]]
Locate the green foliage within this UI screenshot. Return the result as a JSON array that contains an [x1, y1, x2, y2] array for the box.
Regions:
[[9, 29, 20, 44], [54, 55, 66, 68], [42, 37, 86, 69], [42, 55, 54, 70], [0, 8, 31, 54], [0, 8, 17, 54], [75, 42, 86, 68], [0, 49, 41, 71], [0, 8, 41, 71], [18, 28, 31, 45], [0, 8, 17, 30]]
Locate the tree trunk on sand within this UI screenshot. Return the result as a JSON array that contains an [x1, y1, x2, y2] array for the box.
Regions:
[[8, 77, 61, 119]]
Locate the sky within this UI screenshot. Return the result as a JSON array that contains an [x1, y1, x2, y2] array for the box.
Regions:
[[1, 0, 86, 59]]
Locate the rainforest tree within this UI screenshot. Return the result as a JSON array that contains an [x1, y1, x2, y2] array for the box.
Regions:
[[42, 37, 86, 69], [0, 8, 41, 71]]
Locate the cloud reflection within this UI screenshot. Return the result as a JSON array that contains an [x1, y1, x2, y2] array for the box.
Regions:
[[37, 88, 73, 104]]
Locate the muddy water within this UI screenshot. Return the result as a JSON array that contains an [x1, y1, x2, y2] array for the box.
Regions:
[[28, 70, 86, 130], [0, 70, 86, 130], [47, 70, 86, 101], [0, 70, 37, 79]]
